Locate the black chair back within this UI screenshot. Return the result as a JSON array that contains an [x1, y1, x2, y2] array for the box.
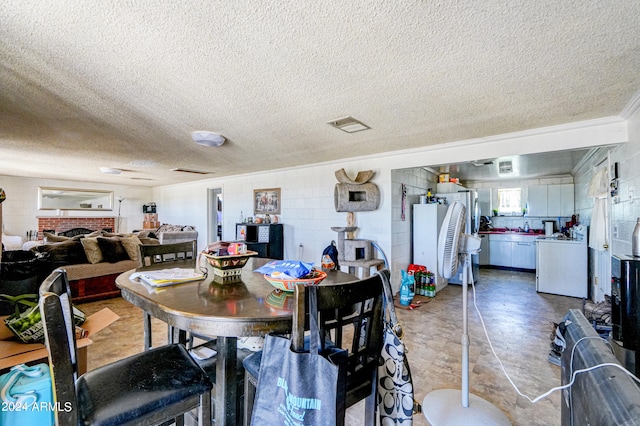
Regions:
[[292, 272, 385, 420], [139, 240, 197, 266], [39, 268, 79, 425], [138, 240, 199, 349]]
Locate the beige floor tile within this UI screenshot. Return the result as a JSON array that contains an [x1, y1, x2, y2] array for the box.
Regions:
[[79, 267, 582, 425]]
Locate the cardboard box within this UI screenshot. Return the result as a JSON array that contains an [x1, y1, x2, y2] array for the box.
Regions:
[[0, 308, 119, 374]]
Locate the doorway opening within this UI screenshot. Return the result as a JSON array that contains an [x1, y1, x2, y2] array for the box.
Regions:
[[207, 188, 222, 243]]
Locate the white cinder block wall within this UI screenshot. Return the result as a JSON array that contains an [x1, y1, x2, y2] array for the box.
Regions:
[[153, 159, 396, 284], [573, 105, 640, 301], [390, 167, 436, 277], [611, 106, 640, 256]]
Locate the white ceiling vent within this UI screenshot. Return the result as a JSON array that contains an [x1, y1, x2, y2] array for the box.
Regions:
[[327, 116, 370, 133], [498, 161, 513, 174]]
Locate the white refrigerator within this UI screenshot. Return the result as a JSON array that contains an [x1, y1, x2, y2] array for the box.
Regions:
[[412, 203, 449, 292]]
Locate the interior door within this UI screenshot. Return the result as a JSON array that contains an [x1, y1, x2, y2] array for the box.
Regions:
[[592, 162, 611, 302]]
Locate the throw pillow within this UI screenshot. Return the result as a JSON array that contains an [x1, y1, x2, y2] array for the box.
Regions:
[[102, 231, 135, 238], [120, 235, 143, 261], [81, 237, 104, 264], [79, 230, 104, 239], [97, 237, 130, 263], [36, 240, 88, 267]]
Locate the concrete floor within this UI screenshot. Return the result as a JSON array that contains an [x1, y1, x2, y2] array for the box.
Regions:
[[79, 267, 583, 425]]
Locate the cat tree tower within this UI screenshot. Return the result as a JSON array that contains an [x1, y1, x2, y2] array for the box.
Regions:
[[331, 169, 384, 278]]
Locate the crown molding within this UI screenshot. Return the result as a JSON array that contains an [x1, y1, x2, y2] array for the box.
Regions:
[[620, 89, 640, 119]]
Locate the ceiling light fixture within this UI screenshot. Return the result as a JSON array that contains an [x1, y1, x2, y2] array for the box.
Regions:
[[192, 131, 225, 147], [327, 116, 370, 133], [99, 167, 122, 174]]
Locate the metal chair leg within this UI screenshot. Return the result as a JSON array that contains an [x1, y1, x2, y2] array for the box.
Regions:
[[243, 372, 256, 426], [143, 312, 152, 350]]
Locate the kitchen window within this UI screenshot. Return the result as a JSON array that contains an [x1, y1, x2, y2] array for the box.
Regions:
[[497, 188, 522, 215]]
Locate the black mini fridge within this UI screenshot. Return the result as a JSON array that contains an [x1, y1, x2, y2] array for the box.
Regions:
[[610, 254, 640, 375]]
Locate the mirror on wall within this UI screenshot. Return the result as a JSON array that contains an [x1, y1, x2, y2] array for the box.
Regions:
[[38, 187, 114, 211]]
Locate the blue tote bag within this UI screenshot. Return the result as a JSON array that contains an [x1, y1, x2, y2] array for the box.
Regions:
[[251, 286, 347, 425]]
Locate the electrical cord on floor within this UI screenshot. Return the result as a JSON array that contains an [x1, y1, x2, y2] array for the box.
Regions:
[[468, 280, 640, 405]]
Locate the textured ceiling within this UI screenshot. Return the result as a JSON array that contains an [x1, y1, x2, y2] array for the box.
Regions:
[[1, 1, 640, 186]]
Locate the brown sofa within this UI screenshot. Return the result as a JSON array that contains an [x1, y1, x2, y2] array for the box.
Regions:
[[33, 229, 159, 303]]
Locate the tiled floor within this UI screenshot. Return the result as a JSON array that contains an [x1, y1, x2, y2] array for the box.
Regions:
[[79, 267, 582, 425]]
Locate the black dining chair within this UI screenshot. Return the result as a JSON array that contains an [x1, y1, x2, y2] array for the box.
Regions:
[[242, 270, 386, 426], [139, 240, 197, 266], [139, 240, 198, 350], [39, 268, 213, 426]]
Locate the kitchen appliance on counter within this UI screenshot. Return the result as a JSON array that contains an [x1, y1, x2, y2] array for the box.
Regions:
[[435, 189, 479, 284], [479, 215, 492, 231], [543, 220, 555, 236], [412, 203, 449, 291], [536, 236, 587, 298], [610, 255, 640, 376]]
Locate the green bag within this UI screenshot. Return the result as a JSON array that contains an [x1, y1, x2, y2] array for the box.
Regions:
[[1, 294, 85, 344]]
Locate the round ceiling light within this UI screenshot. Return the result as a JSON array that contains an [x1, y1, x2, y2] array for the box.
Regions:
[[192, 131, 225, 147]]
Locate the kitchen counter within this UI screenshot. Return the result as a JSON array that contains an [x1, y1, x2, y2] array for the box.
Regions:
[[480, 229, 543, 236]]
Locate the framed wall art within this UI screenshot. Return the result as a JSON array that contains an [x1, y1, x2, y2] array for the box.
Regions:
[[254, 188, 281, 215]]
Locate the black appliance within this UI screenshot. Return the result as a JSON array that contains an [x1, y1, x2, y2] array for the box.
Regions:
[[610, 254, 640, 375], [479, 215, 492, 231]]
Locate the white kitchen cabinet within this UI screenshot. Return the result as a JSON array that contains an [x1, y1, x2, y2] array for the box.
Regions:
[[489, 234, 537, 269], [512, 240, 536, 269], [478, 234, 490, 265], [489, 237, 512, 267], [527, 185, 548, 216], [527, 184, 574, 217], [547, 184, 574, 217]]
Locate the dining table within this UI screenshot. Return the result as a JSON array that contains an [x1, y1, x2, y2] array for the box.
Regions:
[[116, 256, 358, 425]]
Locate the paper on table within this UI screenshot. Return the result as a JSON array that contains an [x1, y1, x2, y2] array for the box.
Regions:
[[130, 268, 206, 287]]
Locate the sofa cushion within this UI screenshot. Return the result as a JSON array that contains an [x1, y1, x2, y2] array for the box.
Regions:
[[63, 259, 140, 281], [81, 237, 104, 264], [36, 240, 88, 266], [97, 237, 130, 263], [119, 235, 143, 261], [43, 230, 104, 244]]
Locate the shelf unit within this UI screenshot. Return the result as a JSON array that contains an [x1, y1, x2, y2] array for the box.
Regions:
[[235, 223, 283, 259]]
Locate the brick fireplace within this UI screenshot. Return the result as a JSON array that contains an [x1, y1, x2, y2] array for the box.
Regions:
[[37, 217, 115, 234]]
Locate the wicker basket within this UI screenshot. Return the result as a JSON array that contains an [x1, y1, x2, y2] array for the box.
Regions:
[[200, 251, 257, 283], [263, 270, 327, 292]]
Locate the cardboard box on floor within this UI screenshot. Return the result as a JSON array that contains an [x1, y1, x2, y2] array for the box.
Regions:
[[0, 308, 119, 374]]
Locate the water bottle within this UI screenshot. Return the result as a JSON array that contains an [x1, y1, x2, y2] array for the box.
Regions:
[[524, 221, 530, 233], [633, 217, 640, 257]]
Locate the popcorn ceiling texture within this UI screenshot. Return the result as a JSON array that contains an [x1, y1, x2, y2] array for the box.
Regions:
[[1, 1, 639, 186]]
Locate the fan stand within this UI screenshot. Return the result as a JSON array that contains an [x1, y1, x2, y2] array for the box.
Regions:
[[423, 252, 511, 426]]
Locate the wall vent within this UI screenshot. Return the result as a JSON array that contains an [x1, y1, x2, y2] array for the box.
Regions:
[[170, 168, 214, 175], [498, 161, 513, 174]]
